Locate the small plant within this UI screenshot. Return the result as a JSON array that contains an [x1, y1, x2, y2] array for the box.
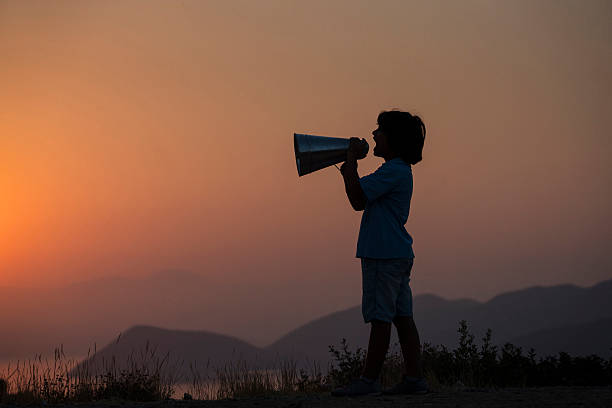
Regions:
[[296, 366, 325, 393], [327, 338, 366, 387], [478, 328, 498, 386]]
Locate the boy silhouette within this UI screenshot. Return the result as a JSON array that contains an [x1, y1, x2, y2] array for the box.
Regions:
[[332, 110, 427, 396]]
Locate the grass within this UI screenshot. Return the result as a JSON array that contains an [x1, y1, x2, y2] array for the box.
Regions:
[[1, 342, 176, 404], [1, 321, 611, 404]]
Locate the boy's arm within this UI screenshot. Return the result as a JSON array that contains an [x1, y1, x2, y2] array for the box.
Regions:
[[341, 139, 367, 211]]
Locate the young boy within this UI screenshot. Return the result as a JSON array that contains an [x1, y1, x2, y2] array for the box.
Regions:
[[332, 110, 427, 396]]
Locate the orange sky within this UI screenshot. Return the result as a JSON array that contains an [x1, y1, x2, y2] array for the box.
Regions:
[[1, 0, 611, 307]]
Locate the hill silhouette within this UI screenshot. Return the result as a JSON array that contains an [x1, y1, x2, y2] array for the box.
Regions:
[[509, 317, 612, 357], [72, 326, 267, 376]]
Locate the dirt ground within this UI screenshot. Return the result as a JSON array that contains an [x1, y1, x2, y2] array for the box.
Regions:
[[13, 387, 611, 408]]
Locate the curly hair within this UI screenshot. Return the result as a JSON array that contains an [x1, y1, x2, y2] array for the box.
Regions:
[[377, 110, 426, 165]]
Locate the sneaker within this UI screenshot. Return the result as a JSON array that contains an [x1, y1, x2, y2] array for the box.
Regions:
[[383, 376, 428, 395], [331, 377, 382, 397]]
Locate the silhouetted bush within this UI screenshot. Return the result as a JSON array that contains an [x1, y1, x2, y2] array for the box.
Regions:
[[327, 320, 612, 388], [327, 339, 366, 387], [93, 368, 169, 401]]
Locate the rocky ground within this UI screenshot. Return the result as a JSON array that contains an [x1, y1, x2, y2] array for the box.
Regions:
[[5, 387, 610, 408]]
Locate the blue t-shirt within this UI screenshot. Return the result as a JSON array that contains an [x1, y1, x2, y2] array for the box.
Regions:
[[356, 158, 415, 259]]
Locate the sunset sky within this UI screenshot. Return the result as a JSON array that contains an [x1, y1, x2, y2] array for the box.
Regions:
[[1, 0, 611, 315]]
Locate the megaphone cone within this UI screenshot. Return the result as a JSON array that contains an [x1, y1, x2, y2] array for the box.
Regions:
[[294, 133, 369, 176]]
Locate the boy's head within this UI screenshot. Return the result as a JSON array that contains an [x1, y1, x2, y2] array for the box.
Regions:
[[373, 110, 426, 164]]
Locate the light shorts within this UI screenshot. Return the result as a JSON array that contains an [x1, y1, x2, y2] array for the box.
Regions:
[[361, 257, 414, 323]]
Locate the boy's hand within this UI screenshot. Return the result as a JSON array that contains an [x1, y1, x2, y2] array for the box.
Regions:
[[340, 138, 367, 211], [347, 137, 368, 161], [340, 159, 356, 175]]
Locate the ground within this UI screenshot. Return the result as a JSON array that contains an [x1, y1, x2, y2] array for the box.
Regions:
[[8, 387, 610, 408]]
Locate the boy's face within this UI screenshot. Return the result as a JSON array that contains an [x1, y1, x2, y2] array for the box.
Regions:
[[372, 127, 390, 159]]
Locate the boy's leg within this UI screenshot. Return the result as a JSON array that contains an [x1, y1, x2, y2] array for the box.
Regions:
[[360, 258, 404, 381], [393, 315, 423, 378], [363, 319, 392, 380]]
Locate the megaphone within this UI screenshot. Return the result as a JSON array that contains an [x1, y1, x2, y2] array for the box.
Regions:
[[294, 133, 369, 176]]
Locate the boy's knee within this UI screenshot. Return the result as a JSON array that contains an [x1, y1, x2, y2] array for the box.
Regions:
[[393, 315, 414, 326], [371, 319, 392, 328]]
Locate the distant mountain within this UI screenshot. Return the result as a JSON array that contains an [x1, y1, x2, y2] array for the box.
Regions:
[[509, 318, 612, 357], [72, 326, 266, 377], [74, 279, 612, 377], [454, 280, 612, 346]]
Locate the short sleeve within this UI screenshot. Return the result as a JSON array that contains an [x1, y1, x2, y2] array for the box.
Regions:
[[359, 163, 399, 202]]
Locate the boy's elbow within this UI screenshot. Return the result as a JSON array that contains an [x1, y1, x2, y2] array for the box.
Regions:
[[345, 183, 367, 211], [351, 198, 366, 211]]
